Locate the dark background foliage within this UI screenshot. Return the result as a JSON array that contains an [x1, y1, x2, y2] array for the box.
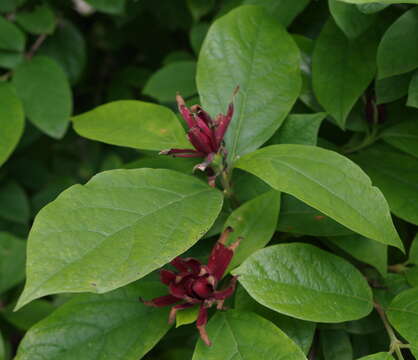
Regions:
[[1, 0, 418, 359]]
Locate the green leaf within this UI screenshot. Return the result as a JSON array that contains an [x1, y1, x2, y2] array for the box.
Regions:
[[357, 353, 394, 360], [0, 16, 25, 52], [407, 69, 418, 108], [0, 232, 25, 294], [327, 234, 387, 275], [190, 22, 210, 55], [329, 0, 376, 38], [15, 4, 55, 34], [12, 56, 72, 139], [293, 35, 322, 112], [38, 21, 86, 84], [223, 190, 280, 270], [405, 266, 418, 287], [176, 305, 199, 328], [268, 113, 325, 146], [409, 233, 418, 264], [242, 0, 310, 27], [84, 0, 126, 14], [0, 50, 24, 69], [235, 285, 315, 355], [0, 0, 26, 12], [278, 194, 353, 236], [16, 169, 223, 310], [236, 144, 403, 250], [374, 273, 411, 310], [187, 0, 215, 21], [338, 0, 418, 3], [376, 72, 412, 104], [387, 288, 418, 351], [143, 61, 197, 103], [124, 154, 199, 174], [312, 19, 377, 128], [381, 121, 418, 158], [377, 7, 418, 79], [73, 101, 190, 151], [321, 330, 353, 360], [0, 181, 30, 224], [197, 5, 301, 162], [233, 243, 373, 322], [15, 282, 171, 360], [192, 311, 307, 359], [2, 299, 54, 331], [351, 144, 418, 225], [0, 82, 25, 167], [0, 331, 4, 360], [356, 4, 389, 14]]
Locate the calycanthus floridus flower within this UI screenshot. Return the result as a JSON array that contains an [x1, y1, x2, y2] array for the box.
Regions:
[[140, 227, 241, 346], [160, 87, 239, 186]]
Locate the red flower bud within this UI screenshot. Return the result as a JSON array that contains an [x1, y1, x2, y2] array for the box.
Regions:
[[141, 227, 241, 346]]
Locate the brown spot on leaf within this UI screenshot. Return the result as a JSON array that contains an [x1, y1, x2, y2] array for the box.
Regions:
[[315, 215, 325, 221]]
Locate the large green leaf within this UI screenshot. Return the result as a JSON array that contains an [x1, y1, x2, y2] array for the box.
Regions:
[[85, 0, 126, 14], [242, 0, 309, 27], [381, 121, 418, 158], [0, 16, 25, 52], [0, 331, 4, 360], [235, 286, 315, 355], [143, 61, 197, 103], [2, 299, 55, 331], [377, 7, 418, 79], [321, 330, 353, 360], [357, 353, 394, 360], [387, 288, 418, 355], [223, 190, 280, 270], [375, 72, 412, 104], [0, 181, 30, 224], [236, 144, 403, 250], [327, 234, 387, 275], [351, 144, 418, 225], [278, 194, 353, 236], [72, 101, 190, 151], [0, 82, 25, 167], [192, 311, 307, 359], [338, 0, 418, 3], [328, 0, 376, 38], [408, 70, 418, 108], [0, 232, 26, 294], [38, 21, 86, 84], [15, 281, 171, 360], [409, 233, 418, 264], [16, 169, 223, 310], [268, 113, 325, 146], [15, 4, 55, 35], [12, 56, 72, 139], [197, 5, 301, 162], [312, 19, 377, 128], [233, 243, 373, 322]]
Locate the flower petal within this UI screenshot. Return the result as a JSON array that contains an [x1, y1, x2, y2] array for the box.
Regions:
[[213, 276, 238, 300], [207, 227, 235, 281], [176, 93, 195, 129], [196, 304, 211, 346], [160, 269, 176, 285], [188, 127, 214, 154]]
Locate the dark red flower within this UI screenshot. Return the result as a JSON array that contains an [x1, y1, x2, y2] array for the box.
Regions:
[[140, 227, 241, 346], [159, 87, 239, 174]]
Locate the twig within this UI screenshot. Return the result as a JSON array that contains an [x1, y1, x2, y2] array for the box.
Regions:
[[374, 300, 408, 360], [26, 34, 47, 60]]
